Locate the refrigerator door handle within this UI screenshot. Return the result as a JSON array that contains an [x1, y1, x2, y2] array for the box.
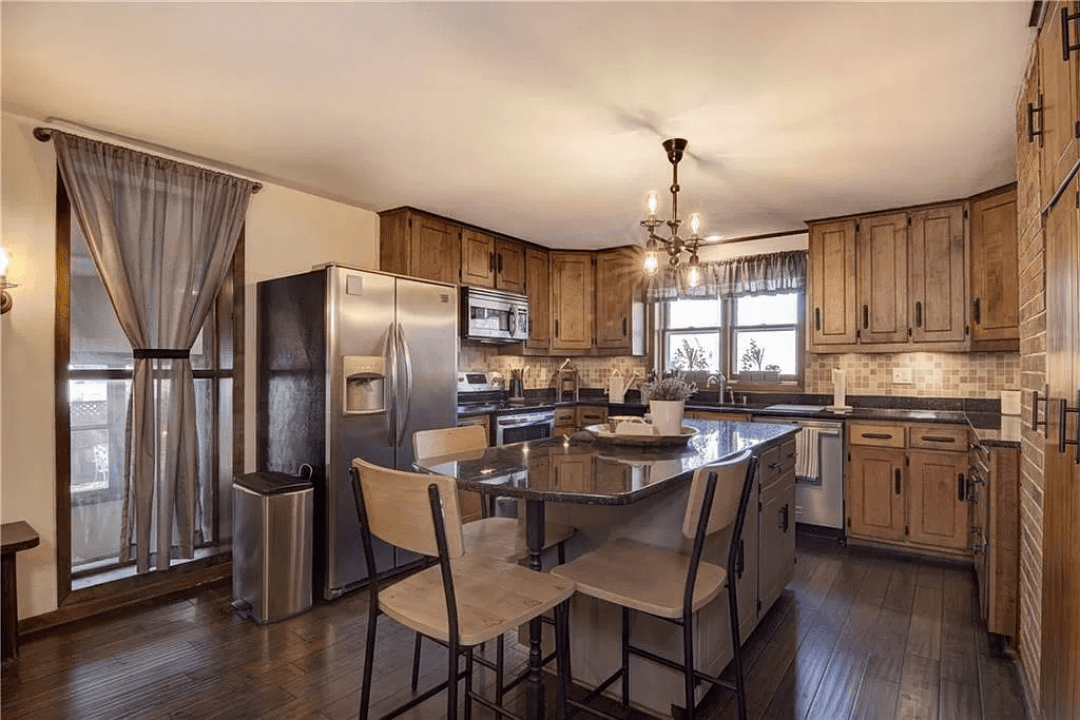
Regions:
[[397, 322, 414, 447], [385, 321, 398, 447]]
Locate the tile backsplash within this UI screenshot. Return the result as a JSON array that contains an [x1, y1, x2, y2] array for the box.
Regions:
[[805, 351, 1020, 399], [459, 345, 649, 391]]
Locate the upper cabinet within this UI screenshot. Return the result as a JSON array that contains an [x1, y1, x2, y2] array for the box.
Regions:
[[594, 248, 645, 356], [809, 219, 857, 346], [494, 237, 526, 294], [970, 186, 1020, 349], [379, 208, 461, 286], [809, 202, 971, 353], [1039, 0, 1080, 207], [550, 252, 595, 353], [523, 246, 551, 353], [909, 204, 966, 345], [460, 231, 526, 293]]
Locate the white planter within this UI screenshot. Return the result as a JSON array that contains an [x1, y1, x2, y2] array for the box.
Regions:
[[649, 399, 685, 436]]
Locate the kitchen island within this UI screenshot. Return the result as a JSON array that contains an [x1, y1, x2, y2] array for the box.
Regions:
[[417, 418, 799, 717]]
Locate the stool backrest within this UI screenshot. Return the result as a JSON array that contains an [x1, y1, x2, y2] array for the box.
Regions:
[[352, 458, 465, 559], [413, 424, 488, 460], [681, 450, 754, 539]]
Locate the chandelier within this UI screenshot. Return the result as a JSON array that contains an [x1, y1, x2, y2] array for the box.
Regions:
[[640, 138, 705, 287]]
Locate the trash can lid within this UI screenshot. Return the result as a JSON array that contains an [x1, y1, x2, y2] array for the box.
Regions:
[[234, 471, 313, 495]]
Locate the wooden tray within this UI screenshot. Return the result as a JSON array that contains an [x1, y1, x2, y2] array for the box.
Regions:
[[584, 424, 698, 447]]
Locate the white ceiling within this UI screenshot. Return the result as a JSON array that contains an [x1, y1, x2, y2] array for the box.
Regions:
[[2, 1, 1035, 250]]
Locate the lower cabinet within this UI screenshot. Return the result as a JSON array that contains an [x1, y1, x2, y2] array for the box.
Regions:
[[554, 407, 576, 437], [848, 446, 907, 542], [758, 458, 796, 614], [846, 422, 972, 556]]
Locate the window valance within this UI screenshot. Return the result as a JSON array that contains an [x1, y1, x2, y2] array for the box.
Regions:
[[639, 249, 807, 301]]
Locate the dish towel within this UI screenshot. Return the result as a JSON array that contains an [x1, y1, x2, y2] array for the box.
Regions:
[[795, 427, 821, 483]]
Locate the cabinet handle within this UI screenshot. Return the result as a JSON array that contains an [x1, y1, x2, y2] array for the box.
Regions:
[[863, 304, 869, 329], [972, 297, 981, 325], [779, 504, 789, 532], [736, 539, 745, 578], [622, 317, 628, 337], [814, 307, 821, 331], [1057, 390, 1080, 463], [1032, 384, 1050, 437], [862, 432, 894, 440], [921, 435, 957, 444], [497, 252, 503, 274], [915, 301, 923, 328], [894, 469, 902, 495], [489, 251, 495, 273], [957, 473, 965, 502], [1062, 5, 1080, 62], [1028, 96, 1045, 147]]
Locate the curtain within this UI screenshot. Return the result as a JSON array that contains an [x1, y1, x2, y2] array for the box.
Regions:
[[53, 132, 255, 572], [639, 249, 807, 301]]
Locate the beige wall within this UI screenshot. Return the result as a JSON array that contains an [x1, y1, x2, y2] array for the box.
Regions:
[[0, 111, 380, 619]]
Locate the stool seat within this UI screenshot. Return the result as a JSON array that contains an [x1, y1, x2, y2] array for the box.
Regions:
[[552, 538, 727, 619], [464, 517, 576, 563], [382, 554, 575, 646]]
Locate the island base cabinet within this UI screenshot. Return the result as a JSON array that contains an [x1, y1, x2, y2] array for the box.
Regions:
[[759, 472, 796, 613]]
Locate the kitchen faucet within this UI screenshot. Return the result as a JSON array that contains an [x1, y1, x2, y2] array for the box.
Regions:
[[707, 373, 737, 405]]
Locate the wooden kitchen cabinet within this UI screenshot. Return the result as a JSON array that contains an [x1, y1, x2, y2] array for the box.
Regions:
[[809, 218, 858, 347], [1039, 0, 1080, 207], [857, 212, 909, 344], [909, 203, 967, 345], [595, 248, 645, 355], [379, 208, 461, 285], [524, 246, 550, 352], [970, 186, 1020, 348], [461, 227, 496, 287], [907, 450, 969, 551], [550, 251, 595, 353], [758, 439, 796, 614], [576, 405, 607, 429], [848, 445, 907, 542], [970, 443, 1020, 640], [554, 406, 577, 437], [495, 237, 526, 294]]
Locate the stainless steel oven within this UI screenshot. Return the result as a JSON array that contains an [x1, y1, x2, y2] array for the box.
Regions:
[[495, 409, 555, 446]]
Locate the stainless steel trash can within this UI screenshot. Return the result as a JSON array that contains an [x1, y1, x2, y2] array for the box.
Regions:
[[232, 471, 313, 624]]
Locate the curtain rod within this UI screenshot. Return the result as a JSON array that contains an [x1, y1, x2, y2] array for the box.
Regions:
[[33, 118, 263, 193]]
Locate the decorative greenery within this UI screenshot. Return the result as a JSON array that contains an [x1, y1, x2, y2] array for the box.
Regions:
[[642, 373, 697, 401], [672, 338, 712, 371], [740, 339, 766, 371]]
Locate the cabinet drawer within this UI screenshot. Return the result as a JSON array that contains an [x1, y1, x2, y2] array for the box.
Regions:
[[780, 439, 797, 474], [577, 406, 608, 426], [909, 424, 968, 451], [849, 423, 906, 448], [760, 445, 783, 485], [554, 407, 576, 426]]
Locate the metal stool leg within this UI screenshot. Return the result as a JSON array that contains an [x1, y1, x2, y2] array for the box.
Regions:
[[360, 603, 378, 719], [555, 599, 572, 720], [411, 632, 423, 692], [727, 580, 747, 720], [621, 606, 630, 706], [683, 611, 697, 720]]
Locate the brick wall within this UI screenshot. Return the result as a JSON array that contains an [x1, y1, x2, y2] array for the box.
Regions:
[[1015, 48, 1044, 715]]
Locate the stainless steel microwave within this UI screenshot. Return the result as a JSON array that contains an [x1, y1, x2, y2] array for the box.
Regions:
[[460, 286, 529, 344]]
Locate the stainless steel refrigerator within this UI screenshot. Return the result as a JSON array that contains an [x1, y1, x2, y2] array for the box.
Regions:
[[256, 265, 457, 600]]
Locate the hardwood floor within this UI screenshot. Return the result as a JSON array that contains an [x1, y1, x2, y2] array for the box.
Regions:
[[1, 534, 1027, 719]]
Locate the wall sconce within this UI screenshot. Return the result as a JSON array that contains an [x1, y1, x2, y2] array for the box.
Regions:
[[0, 246, 15, 314]]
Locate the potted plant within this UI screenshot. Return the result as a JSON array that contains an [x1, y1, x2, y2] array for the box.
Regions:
[[641, 373, 697, 435], [740, 340, 780, 382]]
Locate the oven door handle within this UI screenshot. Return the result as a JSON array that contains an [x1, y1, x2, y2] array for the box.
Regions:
[[498, 416, 553, 427]]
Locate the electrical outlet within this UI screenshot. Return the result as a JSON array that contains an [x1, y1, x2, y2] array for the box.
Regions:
[[893, 367, 913, 384]]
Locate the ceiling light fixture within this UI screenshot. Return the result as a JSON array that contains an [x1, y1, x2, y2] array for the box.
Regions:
[[640, 138, 705, 287]]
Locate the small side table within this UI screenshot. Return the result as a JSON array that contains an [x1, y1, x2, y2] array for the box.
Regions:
[[2, 521, 40, 663]]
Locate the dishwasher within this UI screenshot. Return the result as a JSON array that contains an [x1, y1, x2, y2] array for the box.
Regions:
[[752, 407, 845, 536]]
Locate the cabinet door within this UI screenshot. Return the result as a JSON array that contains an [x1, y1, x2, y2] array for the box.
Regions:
[[495, 237, 526, 293], [848, 446, 906, 542], [411, 215, 461, 285], [524, 246, 551, 351], [576, 405, 607, 428], [736, 471, 758, 638], [907, 450, 969, 551], [971, 188, 1019, 345], [551, 252, 595, 352], [461, 228, 495, 288], [551, 454, 590, 492], [595, 249, 635, 351], [809, 219, 858, 346], [909, 204, 966, 344], [1039, 0, 1080, 207], [758, 471, 796, 613], [857, 212, 909, 344]]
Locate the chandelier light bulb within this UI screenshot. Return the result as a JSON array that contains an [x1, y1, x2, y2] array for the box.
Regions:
[[686, 263, 701, 288], [643, 250, 659, 276], [0, 246, 9, 280], [689, 213, 702, 236], [646, 191, 659, 218]]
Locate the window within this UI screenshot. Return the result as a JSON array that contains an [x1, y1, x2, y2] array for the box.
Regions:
[[59, 190, 242, 585], [660, 291, 803, 384]]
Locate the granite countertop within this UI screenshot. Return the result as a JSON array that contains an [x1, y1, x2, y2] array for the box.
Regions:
[[417, 419, 799, 505]]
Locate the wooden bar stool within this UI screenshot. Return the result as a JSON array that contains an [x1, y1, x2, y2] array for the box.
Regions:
[[411, 424, 575, 697], [551, 449, 758, 720], [350, 458, 575, 720]]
